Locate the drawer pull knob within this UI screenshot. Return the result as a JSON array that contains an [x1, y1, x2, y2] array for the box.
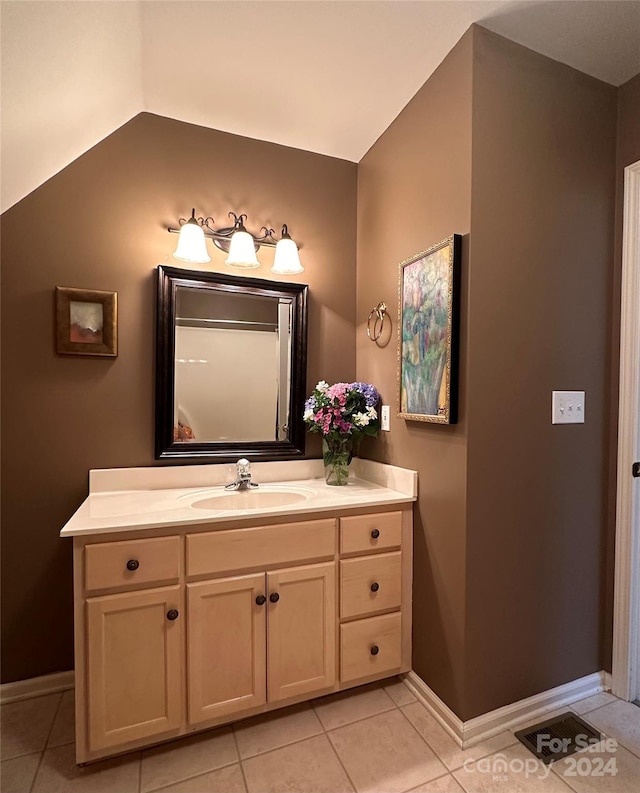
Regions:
[[269, 592, 280, 603], [126, 559, 139, 571], [166, 609, 179, 621], [371, 529, 380, 539], [255, 595, 267, 606], [370, 582, 380, 592], [370, 645, 380, 656]]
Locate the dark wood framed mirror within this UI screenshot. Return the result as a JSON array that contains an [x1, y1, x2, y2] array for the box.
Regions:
[[155, 266, 308, 461]]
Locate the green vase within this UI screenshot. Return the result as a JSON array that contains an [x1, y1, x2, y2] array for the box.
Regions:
[[322, 437, 353, 486]]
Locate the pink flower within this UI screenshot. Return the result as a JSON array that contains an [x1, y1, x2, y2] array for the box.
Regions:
[[328, 383, 348, 402]]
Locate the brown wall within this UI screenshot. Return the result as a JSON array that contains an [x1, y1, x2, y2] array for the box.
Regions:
[[603, 70, 640, 668], [357, 26, 618, 720], [0, 113, 357, 683], [357, 30, 473, 716], [464, 27, 617, 719]]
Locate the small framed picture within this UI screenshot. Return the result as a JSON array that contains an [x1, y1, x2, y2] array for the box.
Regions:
[[55, 287, 118, 357], [397, 234, 461, 424]]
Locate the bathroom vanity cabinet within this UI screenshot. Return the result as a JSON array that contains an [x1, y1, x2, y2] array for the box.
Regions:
[[70, 505, 413, 763]]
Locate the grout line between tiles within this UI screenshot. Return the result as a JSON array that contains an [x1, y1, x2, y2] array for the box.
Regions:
[[396, 703, 448, 757], [401, 770, 454, 793], [310, 682, 398, 719], [310, 699, 328, 728], [599, 732, 640, 762], [1, 693, 65, 763], [1, 748, 43, 763], [452, 768, 472, 793], [323, 731, 359, 793], [147, 763, 245, 793], [571, 697, 619, 716], [313, 700, 398, 734], [320, 705, 397, 733], [547, 761, 592, 793], [446, 735, 522, 773], [138, 746, 143, 793], [142, 757, 240, 793], [624, 743, 640, 760], [232, 726, 250, 793], [235, 726, 330, 762], [28, 691, 64, 793], [383, 680, 418, 709]]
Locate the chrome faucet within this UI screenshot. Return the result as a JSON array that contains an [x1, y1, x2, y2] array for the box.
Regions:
[[225, 458, 259, 491]]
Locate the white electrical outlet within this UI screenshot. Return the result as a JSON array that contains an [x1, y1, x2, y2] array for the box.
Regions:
[[552, 391, 585, 424], [381, 405, 390, 431]]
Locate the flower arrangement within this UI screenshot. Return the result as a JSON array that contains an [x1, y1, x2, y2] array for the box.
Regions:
[[303, 381, 380, 485]]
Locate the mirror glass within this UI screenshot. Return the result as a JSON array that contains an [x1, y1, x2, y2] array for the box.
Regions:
[[156, 266, 308, 460]]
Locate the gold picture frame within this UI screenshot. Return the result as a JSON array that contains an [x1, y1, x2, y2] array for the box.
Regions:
[[55, 287, 118, 357], [397, 234, 461, 424]]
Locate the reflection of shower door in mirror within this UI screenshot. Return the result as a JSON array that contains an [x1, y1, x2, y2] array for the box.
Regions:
[[174, 290, 292, 444]]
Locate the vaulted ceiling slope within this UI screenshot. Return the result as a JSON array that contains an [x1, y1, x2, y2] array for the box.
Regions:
[[2, 0, 639, 213], [1, 1, 144, 213]]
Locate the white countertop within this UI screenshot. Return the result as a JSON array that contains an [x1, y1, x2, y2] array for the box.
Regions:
[[60, 459, 417, 538]]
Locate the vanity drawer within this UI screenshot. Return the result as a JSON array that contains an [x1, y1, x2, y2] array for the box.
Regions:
[[340, 552, 402, 619], [186, 519, 336, 577], [340, 511, 402, 555], [84, 536, 181, 593], [340, 612, 402, 682]]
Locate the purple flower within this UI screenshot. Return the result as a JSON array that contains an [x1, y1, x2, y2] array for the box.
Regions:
[[350, 382, 380, 407]]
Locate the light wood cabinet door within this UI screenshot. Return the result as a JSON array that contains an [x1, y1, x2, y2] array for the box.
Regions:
[[86, 585, 183, 752], [187, 574, 267, 724], [267, 562, 336, 702]]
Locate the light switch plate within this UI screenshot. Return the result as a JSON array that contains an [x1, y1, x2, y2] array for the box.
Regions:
[[552, 391, 585, 424], [381, 405, 390, 431]]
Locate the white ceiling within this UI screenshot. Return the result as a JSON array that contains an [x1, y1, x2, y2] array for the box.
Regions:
[[2, 0, 639, 213]]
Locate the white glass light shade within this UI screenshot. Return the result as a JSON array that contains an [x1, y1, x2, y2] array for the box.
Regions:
[[225, 230, 260, 268], [173, 220, 211, 263], [271, 236, 303, 274]]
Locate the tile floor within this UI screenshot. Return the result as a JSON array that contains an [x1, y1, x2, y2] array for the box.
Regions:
[[1, 679, 640, 793]]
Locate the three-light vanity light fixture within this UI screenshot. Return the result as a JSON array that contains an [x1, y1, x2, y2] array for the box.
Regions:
[[169, 209, 304, 275]]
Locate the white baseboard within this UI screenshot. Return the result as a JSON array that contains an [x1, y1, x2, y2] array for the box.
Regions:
[[0, 671, 75, 705], [402, 671, 465, 744], [403, 670, 608, 749]]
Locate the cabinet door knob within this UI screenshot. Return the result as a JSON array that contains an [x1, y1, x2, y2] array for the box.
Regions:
[[370, 582, 380, 592], [166, 609, 179, 621], [269, 592, 280, 603], [255, 595, 267, 606], [126, 559, 139, 571], [371, 529, 380, 539], [370, 645, 380, 656]]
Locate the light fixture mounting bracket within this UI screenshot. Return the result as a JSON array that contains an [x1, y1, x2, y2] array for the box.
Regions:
[[169, 211, 281, 253]]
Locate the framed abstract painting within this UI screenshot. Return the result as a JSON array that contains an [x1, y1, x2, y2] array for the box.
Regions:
[[397, 234, 461, 424], [55, 287, 118, 357]]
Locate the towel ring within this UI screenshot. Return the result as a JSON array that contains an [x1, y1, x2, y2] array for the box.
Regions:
[[367, 302, 388, 342]]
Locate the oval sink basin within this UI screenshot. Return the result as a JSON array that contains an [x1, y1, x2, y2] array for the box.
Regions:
[[189, 488, 313, 512]]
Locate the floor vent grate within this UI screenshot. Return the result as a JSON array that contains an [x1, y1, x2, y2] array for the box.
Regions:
[[515, 712, 602, 764]]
